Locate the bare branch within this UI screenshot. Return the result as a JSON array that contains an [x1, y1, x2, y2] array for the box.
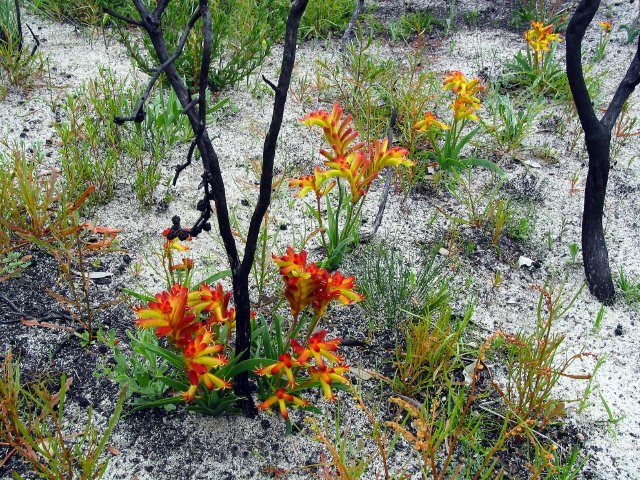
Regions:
[[566, 0, 602, 136], [240, 0, 310, 278], [261, 74, 278, 93], [341, 0, 365, 47], [113, 9, 202, 125], [103, 7, 143, 26], [602, 35, 640, 131], [362, 109, 398, 243]]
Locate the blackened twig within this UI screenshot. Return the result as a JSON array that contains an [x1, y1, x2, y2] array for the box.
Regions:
[[112, 8, 202, 124], [341, 0, 365, 47], [102, 7, 143, 26], [261, 74, 278, 93], [362, 108, 398, 243]]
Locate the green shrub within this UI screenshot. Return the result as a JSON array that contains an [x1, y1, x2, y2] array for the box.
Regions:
[[112, 0, 289, 92]]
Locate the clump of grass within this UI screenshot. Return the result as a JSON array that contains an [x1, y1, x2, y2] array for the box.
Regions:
[[393, 305, 470, 395], [300, 0, 355, 39], [352, 242, 450, 326], [0, 351, 126, 478], [0, 0, 43, 93]]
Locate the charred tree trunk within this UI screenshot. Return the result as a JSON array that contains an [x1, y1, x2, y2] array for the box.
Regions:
[[566, 0, 640, 303], [107, 0, 308, 415]]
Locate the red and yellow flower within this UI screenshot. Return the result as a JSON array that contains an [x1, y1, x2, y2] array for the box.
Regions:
[[414, 111, 450, 132], [289, 167, 335, 199], [182, 329, 230, 401], [292, 330, 344, 369], [599, 21, 612, 33], [255, 353, 302, 386], [134, 284, 198, 345], [524, 21, 562, 53], [273, 248, 363, 319], [308, 364, 350, 401], [298, 103, 412, 203], [188, 283, 236, 327], [256, 388, 310, 419]]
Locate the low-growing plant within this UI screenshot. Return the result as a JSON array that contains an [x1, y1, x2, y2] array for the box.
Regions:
[[0, 250, 31, 282], [290, 103, 413, 268], [316, 31, 397, 144], [352, 242, 450, 326], [56, 67, 169, 208], [110, 0, 289, 92], [494, 284, 594, 430], [299, 0, 354, 39], [393, 306, 470, 395], [617, 267, 640, 305], [0, 0, 42, 92], [592, 21, 612, 62], [0, 351, 126, 479], [0, 144, 89, 250], [98, 327, 173, 409], [482, 90, 541, 158], [505, 21, 567, 96]]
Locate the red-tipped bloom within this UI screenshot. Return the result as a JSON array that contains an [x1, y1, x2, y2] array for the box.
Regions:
[[309, 364, 350, 401], [313, 271, 365, 318], [255, 354, 301, 386], [524, 21, 562, 52], [257, 388, 310, 419], [274, 248, 363, 319], [292, 330, 343, 368], [169, 258, 194, 272], [134, 284, 198, 345], [289, 167, 335, 199], [599, 21, 612, 33], [187, 283, 236, 327], [301, 103, 364, 159], [182, 330, 230, 401], [414, 111, 450, 132]]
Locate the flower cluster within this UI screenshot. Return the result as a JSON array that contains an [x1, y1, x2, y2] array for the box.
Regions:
[[134, 279, 237, 401], [292, 103, 413, 203], [524, 21, 562, 53], [442, 70, 485, 122], [256, 330, 350, 418], [273, 246, 364, 320], [134, 235, 237, 401]]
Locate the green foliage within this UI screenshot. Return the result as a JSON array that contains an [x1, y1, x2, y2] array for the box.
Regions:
[[316, 31, 396, 143], [0, 351, 125, 479], [504, 43, 568, 98], [112, 0, 289, 92], [0, 251, 31, 281], [0, 144, 82, 249], [353, 243, 450, 326], [98, 328, 175, 410], [394, 306, 471, 395], [55, 67, 192, 209], [0, 1, 43, 92], [483, 91, 541, 156], [617, 267, 640, 305], [388, 10, 435, 41], [499, 284, 592, 430], [299, 0, 354, 39], [29, 0, 104, 24]]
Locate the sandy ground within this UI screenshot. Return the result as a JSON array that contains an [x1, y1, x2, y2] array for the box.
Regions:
[[1, 1, 640, 479]]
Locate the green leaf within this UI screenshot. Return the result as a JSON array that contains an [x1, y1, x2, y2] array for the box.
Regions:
[[134, 341, 183, 370], [195, 269, 232, 287], [121, 288, 155, 303]]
